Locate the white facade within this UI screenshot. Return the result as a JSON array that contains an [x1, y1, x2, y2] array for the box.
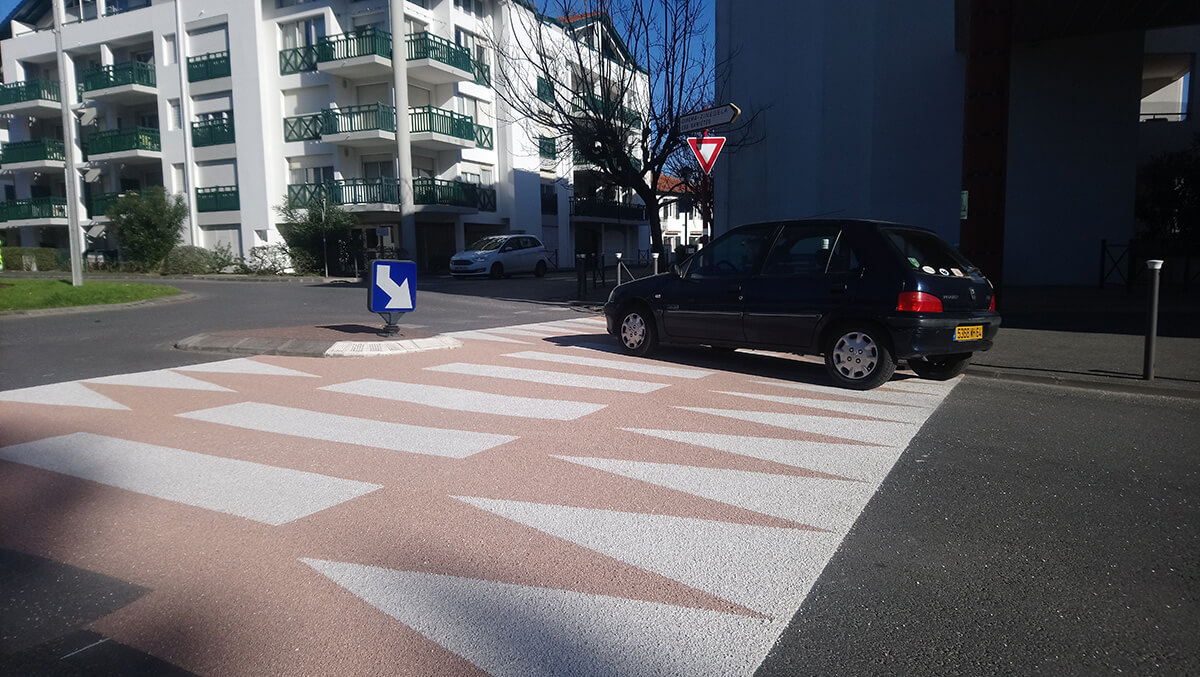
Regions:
[[0, 0, 649, 271]]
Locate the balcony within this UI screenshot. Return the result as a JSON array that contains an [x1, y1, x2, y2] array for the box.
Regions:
[[478, 186, 497, 212], [79, 61, 156, 102], [474, 124, 494, 150], [287, 178, 401, 212], [280, 45, 319, 75], [413, 177, 478, 212], [0, 139, 66, 170], [317, 28, 392, 80], [89, 192, 122, 220], [406, 31, 473, 84], [0, 79, 62, 117], [87, 127, 161, 162], [192, 118, 235, 147], [188, 51, 231, 83], [0, 197, 69, 225], [473, 60, 491, 88], [539, 136, 556, 159], [284, 113, 322, 142], [409, 106, 475, 150], [196, 186, 240, 213], [322, 104, 396, 147], [570, 197, 646, 222], [573, 92, 642, 127]]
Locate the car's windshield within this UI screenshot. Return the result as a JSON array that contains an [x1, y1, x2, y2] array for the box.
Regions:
[[468, 236, 507, 251], [883, 227, 977, 275]]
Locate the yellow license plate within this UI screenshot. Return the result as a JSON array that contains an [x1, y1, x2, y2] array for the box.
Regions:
[[955, 325, 983, 341]]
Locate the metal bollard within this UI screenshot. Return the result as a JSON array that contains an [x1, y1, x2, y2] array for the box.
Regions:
[[1143, 259, 1163, 380], [652, 251, 659, 275], [615, 252, 622, 286], [576, 254, 587, 299]]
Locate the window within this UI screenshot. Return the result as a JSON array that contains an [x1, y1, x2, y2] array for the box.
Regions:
[[281, 17, 325, 50], [685, 225, 775, 279], [362, 160, 395, 179], [169, 99, 181, 130], [291, 166, 335, 184], [1140, 53, 1192, 122], [481, 168, 492, 186], [163, 34, 177, 66], [761, 225, 842, 277], [195, 110, 231, 122], [461, 171, 480, 184], [454, 0, 485, 16]]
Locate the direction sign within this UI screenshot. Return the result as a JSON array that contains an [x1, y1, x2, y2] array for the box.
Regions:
[[688, 136, 726, 175], [678, 103, 740, 134], [368, 260, 417, 314]]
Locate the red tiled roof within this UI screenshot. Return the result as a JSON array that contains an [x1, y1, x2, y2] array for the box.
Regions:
[[657, 175, 687, 193], [561, 11, 604, 24]]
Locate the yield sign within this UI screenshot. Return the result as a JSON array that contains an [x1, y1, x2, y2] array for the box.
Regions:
[[688, 136, 726, 175]]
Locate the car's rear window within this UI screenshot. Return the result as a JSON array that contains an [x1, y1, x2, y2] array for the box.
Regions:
[[883, 228, 976, 275]]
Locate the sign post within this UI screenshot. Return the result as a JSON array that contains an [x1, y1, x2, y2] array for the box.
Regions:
[[678, 104, 741, 134], [368, 260, 417, 337]]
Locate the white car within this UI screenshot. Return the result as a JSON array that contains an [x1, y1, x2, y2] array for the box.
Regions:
[[449, 234, 550, 278]]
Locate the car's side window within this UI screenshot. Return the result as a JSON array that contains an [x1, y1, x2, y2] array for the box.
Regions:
[[826, 233, 861, 274], [687, 225, 776, 279], [761, 225, 842, 277]]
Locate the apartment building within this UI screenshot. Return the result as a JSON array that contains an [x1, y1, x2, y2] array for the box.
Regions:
[[0, 0, 649, 273]]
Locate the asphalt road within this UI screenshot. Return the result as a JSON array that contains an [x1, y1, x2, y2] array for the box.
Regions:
[[1, 278, 1196, 675]]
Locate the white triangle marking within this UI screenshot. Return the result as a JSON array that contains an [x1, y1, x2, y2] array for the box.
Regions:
[[444, 330, 529, 344], [751, 379, 944, 407], [0, 382, 129, 410], [555, 456, 877, 532], [456, 496, 840, 617], [713, 391, 929, 423], [679, 406, 919, 448], [175, 358, 318, 377], [302, 558, 772, 677], [86, 370, 233, 392]]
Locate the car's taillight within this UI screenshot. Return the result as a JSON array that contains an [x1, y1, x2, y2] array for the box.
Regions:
[[897, 291, 943, 312], [989, 295, 996, 312]]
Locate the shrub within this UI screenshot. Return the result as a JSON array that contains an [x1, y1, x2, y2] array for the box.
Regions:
[[162, 245, 217, 275], [107, 187, 188, 271], [1, 246, 64, 271], [275, 194, 357, 275], [244, 243, 292, 275], [209, 242, 242, 273]]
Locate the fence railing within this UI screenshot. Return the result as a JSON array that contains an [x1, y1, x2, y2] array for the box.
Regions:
[[413, 177, 477, 207], [188, 51, 231, 82], [284, 113, 322, 142], [318, 28, 392, 63], [410, 105, 475, 140], [191, 118, 235, 147], [323, 104, 397, 134], [0, 79, 61, 105], [0, 197, 69, 221], [474, 124, 494, 150], [1, 138, 65, 165], [477, 186, 497, 212], [287, 178, 402, 207], [569, 197, 646, 221], [79, 61, 156, 94], [87, 127, 160, 155], [407, 31, 474, 73], [196, 186, 240, 212], [89, 192, 122, 219], [279, 45, 319, 74], [473, 59, 491, 87]]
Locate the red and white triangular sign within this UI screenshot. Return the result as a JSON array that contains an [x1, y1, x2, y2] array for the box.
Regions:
[[688, 136, 726, 174]]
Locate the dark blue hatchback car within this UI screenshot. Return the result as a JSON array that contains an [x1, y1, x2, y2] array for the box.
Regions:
[[604, 219, 1001, 390]]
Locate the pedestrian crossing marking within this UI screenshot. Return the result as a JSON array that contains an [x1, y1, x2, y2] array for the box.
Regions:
[[426, 363, 668, 393], [444, 330, 529, 344], [321, 379, 605, 420], [86, 370, 234, 392], [751, 380, 945, 406], [504, 350, 714, 379], [713, 391, 931, 423], [0, 382, 129, 410], [679, 407, 918, 448], [175, 358, 319, 378], [178, 402, 518, 458]]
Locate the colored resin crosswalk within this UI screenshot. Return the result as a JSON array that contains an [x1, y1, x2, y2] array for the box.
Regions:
[[0, 315, 961, 676]]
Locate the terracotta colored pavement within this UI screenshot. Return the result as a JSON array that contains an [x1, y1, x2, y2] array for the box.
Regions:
[[0, 316, 961, 676]]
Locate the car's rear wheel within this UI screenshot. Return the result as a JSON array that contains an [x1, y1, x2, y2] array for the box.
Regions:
[[618, 306, 657, 356], [824, 324, 895, 390], [908, 353, 972, 380], [534, 260, 547, 277], [489, 263, 503, 279]]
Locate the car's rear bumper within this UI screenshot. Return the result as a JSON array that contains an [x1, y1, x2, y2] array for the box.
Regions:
[[886, 312, 1001, 359]]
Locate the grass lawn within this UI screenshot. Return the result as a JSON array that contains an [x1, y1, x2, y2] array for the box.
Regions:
[[0, 278, 182, 312]]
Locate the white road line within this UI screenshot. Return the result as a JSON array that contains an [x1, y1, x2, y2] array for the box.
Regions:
[[426, 363, 668, 393], [178, 402, 517, 458], [456, 496, 840, 618], [0, 382, 129, 410], [622, 428, 901, 482], [555, 456, 878, 533], [302, 558, 771, 677], [321, 379, 605, 421], [443, 330, 529, 344], [713, 391, 931, 423], [678, 406, 919, 448], [751, 379, 945, 406], [0, 433, 380, 525], [504, 350, 714, 379], [476, 327, 563, 338], [86, 370, 233, 392], [175, 358, 319, 377], [878, 378, 962, 395]]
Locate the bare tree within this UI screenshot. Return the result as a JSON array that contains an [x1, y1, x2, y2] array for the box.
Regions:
[[491, 0, 712, 255]]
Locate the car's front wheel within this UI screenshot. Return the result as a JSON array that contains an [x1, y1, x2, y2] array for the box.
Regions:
[[908, 353, 972, 380], [618, 306, 657, 357], [824, 324, 896, 390], [489, 263, 503, 279], [534, 260, 547, 277]]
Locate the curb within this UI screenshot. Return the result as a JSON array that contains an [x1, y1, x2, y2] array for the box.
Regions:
[[0, 292, 197, 318], [963, 365, 1200, 400]]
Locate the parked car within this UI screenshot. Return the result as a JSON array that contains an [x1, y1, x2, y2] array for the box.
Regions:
[[603, 219, 1001, 390], [449, 234, 550, 279]]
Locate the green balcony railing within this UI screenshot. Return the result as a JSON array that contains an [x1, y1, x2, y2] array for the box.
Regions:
[[196, 186, 240, 213], [474, 124, 493, 150], [280, 45, 319, 75], [537, 77, 553, 103], [573, 92, 642, 127], [1, 138, 65, 165], [539, 136, 556, 159], [318, 28, 392, 63], [192, 118, 235, 147], [79, 61, 156, 94], [409, 105, 475, 141], [322, 103, 396, 134], [477, 186, 497, 212], [570, 197, 646, 221], [0, 79, 61, 106], [88, 127, 160, 156], [406, 31, 474, 74], [0, 197, 69, 221], [287, 178, 401, 207], [90, 192, 122, 219], [284, 114, 322, 142], [413, 177, 477, 208], [473, 60, 491, 87], [188, 50, 231, 82]]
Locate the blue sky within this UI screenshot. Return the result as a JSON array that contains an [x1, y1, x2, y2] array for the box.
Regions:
[[0, 0, 19, 21]]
